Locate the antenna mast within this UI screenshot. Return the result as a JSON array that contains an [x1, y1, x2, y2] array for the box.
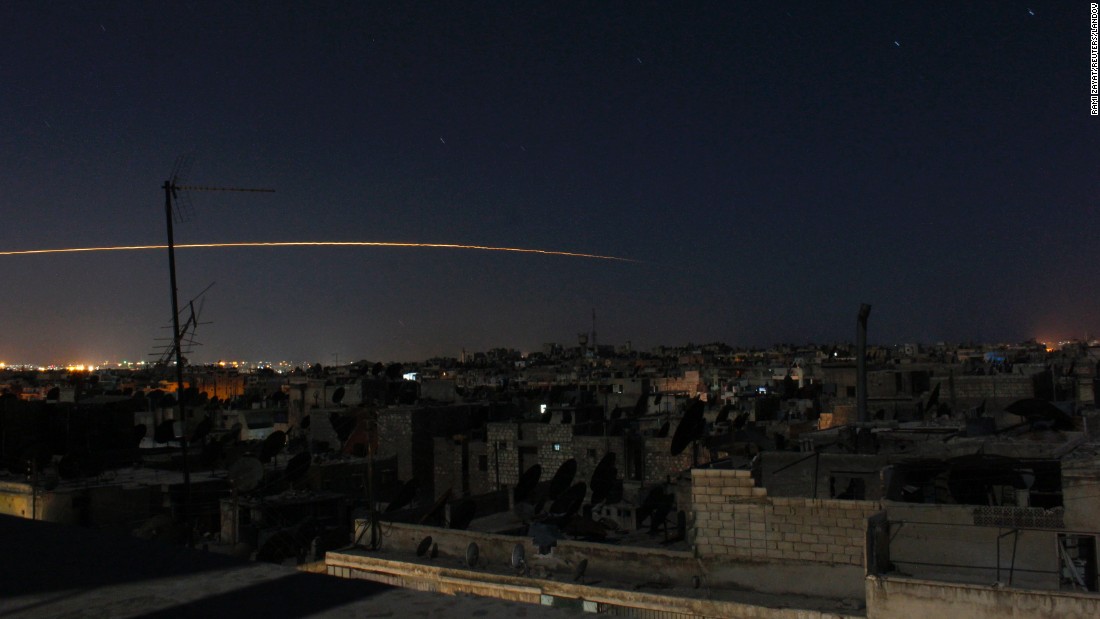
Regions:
[[162, 157, 273, 544]]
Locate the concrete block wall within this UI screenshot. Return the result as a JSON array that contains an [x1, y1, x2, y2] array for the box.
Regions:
[[486, 423, 521, 488], [535, 424, 573, 477], [692, 468, 879, 566], [432, 436, 465, 497], [644, 437, 696, 483]]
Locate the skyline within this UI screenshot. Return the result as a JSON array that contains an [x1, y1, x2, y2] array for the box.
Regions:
[[2, 3, 1098, 364]]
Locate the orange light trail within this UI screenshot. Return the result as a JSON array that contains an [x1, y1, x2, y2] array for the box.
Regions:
[[0, 241, 636, 262]]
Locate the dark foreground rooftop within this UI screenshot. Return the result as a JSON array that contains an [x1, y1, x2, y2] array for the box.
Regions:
[[0, 515, 571, 619]]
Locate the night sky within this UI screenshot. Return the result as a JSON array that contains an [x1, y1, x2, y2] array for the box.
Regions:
[[1, 2, 1097, 365]]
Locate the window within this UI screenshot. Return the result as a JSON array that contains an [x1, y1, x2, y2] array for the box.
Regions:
[[552, 443, 562, 452]]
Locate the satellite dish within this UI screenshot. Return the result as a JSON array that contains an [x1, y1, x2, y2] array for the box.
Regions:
[[465, 542, 479, 568], [132, 424, 147, 447], [329, 413, 355, 443], [190, 415, 213, 443], [715, 403, 733, 424], [300, 414, 311, 430], [656, 421, 670, 437], [590, 453, 617, 505], [41, 468, 60, 491], [606, 479, 624, 504], [510, 543, 526, 570], [637, 485, 671, 524], [514, 464, 541, 503], [58, 454, 79, 480], [670, 398, 706, 456], [228, 457, 264, 493], [419, 488, 453, 525], [260, 430, 286, 463], [548, 459, 577, 499], [223, 422, 243, 444], [385, 478, 419, 513], [573, 558, 588, 582], [332, 386, 346, 404], [154, 419, 177, 443], [416, 536, 433, 557], [430, 543, 439, 559], [449, 499, 477, 530], [548, 482, 587, 520], [540, 409, 553, 423], [284, 451, 311, 483], [46, 386, 60, 401]]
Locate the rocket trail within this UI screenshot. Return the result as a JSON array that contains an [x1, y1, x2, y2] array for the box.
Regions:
[[0, 241, 636, 262]]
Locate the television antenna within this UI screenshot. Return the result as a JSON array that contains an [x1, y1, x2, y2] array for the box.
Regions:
[[162, 154, 273, 544]]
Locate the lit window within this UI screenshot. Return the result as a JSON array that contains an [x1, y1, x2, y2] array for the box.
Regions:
[[553, 443, 561, 452]]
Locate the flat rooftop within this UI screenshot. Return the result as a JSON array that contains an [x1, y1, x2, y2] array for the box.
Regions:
[[0, 515, 572, 618]]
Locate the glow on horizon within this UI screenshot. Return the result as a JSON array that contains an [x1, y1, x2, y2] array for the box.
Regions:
[[0, 241, 637, 262]]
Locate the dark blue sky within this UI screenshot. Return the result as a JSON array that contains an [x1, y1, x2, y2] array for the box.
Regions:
[[1, 2, 1097, 364]]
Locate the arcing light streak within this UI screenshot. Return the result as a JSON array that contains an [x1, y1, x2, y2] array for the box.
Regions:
[[0, 241, 635, 262]]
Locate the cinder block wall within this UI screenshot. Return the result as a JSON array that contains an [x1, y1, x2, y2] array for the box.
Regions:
[[692, 468, 879, 566]]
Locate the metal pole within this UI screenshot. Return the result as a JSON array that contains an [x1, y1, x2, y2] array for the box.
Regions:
[[164, 181, 191, 543]]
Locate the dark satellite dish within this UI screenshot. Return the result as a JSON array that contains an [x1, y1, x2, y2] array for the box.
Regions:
[[511, 543, 526, 570], [385, 478, 420, 513], [670, 398, 706, 456], [657, 421, 670, 437], [132, 424, 147, 447], [300, 414, 311, 430], [58, 454, 80, 480], [609, 407, 622, 421], [154, 419, 177, 443], [548, 459, 577, 499], [190, 415, 213, 443], [449, 499, 477, 530], [637, 485, 670, 524], [224, 422, 243, 444], [284, 451, 311, 483], [332, 386, 345, 405], [41, 469, 59, 491], [430, 542, 438, 559], [573, 558, 588, 582], [590, 453, 617, 505], [465, 542, 479, 568], [46, 386, 60, 401], [732, 411, 749, 431], [416, 535, 433, 557], [228, 457, 264, 492], [631, 393, 648, 418], [200, 440, 224, 467], [514, 464, 542, 503], [419, 488, 453, 525], [329, 413, 355, 443], [606, 479, 624, 504], [926, 382, 941, 410], [259, 430, 286, 463], [715, 403, 733, 424], [180, 386, 200, 407], [256, 530, 298, 564], [539, 409, 553, 423], [548, 482, 587, 519], [1004, 398, 1075, 430]]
